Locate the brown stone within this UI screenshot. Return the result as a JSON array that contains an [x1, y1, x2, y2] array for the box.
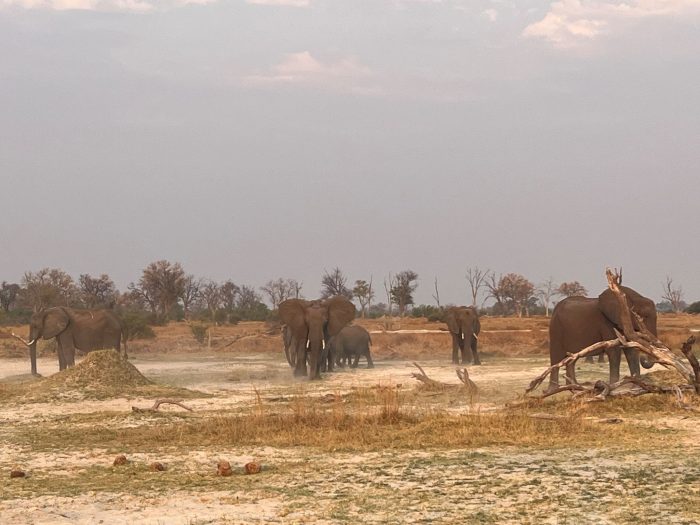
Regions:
[[149, 462, 166, 472], [10, 469, 25, 478], [113, 455, 129, 466], [217, 460, 233, 477], [244, 461, 262, 475]]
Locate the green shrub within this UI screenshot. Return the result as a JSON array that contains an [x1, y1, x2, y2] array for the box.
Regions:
[[121, 311, 156, 340], [686, 302, 700, 314], [190, 323, 209, 345]]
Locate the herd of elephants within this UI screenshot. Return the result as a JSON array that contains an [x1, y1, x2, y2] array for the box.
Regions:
[[13, 284, 658, 392]]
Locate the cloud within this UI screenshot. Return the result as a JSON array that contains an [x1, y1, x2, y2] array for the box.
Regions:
[[246, 0, 310, 5], [482, 7, 498, 21], [1, 0, 154, 10], [244, 51, 374, 92], [523, 0, 700, 47]]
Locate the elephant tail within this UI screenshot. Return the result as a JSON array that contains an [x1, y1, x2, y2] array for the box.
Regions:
[[368, 334, 372, 346]]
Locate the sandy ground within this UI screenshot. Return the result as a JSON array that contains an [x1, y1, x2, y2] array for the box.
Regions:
[[1, 353, 699, 524]]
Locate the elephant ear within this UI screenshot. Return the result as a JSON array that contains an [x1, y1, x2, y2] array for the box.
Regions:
[[42, 308, 70, 339], [278, 299, 308, 337], [325, 296, 356, 337], [444, 307, 459, 333]]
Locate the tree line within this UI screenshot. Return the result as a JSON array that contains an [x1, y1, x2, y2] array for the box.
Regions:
[[0, 263, 693, 329]]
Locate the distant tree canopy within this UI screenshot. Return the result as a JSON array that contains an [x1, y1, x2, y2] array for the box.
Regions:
[[557, 281, 588, 298], [22, 268, 77, 312], [79, 273, 117, 309], [0, 282, 21, 312], [129, 260, 186, 322], [487, 273, 536, 317], [353, 279, 374, 318], [390, 270, 419, 316]]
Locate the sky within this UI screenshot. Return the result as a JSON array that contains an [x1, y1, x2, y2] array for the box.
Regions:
[[1, 0, 699, 306]]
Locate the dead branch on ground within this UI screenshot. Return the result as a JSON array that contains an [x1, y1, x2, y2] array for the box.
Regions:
[[131, 399, 193, 413], [411, 362, 478, 396]]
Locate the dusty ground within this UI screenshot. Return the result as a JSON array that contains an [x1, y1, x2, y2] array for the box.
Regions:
[[1, 317, 700, 524]]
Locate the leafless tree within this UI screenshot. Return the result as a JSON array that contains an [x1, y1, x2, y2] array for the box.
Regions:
[[320, 267, 352, 299], [179, 275, 202, 320], [485, 272, 506, 314], [78, 274, 117, 309], [557, 281, 588, 298], [22, 268, 78, 312], [353, 278, 374, 318], [536, 277, 558, 317], [390, 270, 419, 316], [129, 260, 186, 322], [220, 280, 240, 312], [466, 267, 490, 307], [384, 274, 394, 317], [200, 281, 223, 322], [261, 278, 298, 309], [432, 277, 441, 308], [662, 276, 684, 313]]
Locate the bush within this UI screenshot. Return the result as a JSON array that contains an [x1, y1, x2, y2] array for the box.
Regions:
[[121, 311, 156, 340], [190, 323, 209, 345], [411, 305, 444, 322], [0, 308, 32, 326], [686, 302, 700, 314]]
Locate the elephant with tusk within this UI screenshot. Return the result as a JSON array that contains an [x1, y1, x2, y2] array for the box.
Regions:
[[548, 284, 657, 391], [278, 296, 355, 379], [444, 306, 481, 365], [21, 307, 127, 376]]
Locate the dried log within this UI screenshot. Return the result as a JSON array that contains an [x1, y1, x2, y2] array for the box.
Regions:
[[411, 362, 477, 394], [526, 339, 621, 394], [131, 399, 193, 413]]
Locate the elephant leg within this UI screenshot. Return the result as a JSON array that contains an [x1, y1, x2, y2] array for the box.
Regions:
[[365, 349, 374, 369], [565, 361, 577, 385], [584, 355, 594, 364], [351, 352, 360, 368], [598, 353, 606, 363], [293, 340, 307, 377], [608, 348, 622, 384], [451, 335, 460, 364], [624, 347, 641, 377], [548, 367, 560, 391], [57, 338, 66, 371], [471, 336, 481, 365]]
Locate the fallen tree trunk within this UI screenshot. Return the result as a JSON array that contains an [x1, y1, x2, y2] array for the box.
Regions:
[[132, 399, 193, 413]]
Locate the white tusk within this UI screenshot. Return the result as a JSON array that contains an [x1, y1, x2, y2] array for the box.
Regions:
[[461, 333, 465, 341], [11, 333, 36, 347], [306, 340, 310, 349], [322, 340, 326, 350], [472, 333, 479, 340]]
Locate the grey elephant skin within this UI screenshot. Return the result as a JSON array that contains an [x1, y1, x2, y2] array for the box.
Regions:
[[25, 307, 126, 375], [548, 285, 657, 389], [278, 296, 356, 379], [331, 325, 374, 369], [444, 306, 481, 365]]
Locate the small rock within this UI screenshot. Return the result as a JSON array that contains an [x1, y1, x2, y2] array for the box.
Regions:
[[217, 460, 233, 477], [149, 462, 166, 472], [244, 461, 262, 475], [113, 455, 129, 466], [10, 469, 25, 478]]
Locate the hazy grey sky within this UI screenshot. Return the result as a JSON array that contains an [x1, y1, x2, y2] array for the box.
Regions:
[[1, 0, 698, 306]]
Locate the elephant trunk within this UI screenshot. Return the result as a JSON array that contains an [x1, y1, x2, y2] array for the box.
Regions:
[[307, 329, 324, 380]]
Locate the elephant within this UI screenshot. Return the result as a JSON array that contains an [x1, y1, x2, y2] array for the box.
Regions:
[[21, 307, 126, 375], [278, 296, 356, 379], [331, 325, 374, 369], [444, 306, 481, 365], [548, 285, 657, 391]]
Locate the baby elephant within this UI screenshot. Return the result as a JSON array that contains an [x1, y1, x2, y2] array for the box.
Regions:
[[331, 325, 374, 369]]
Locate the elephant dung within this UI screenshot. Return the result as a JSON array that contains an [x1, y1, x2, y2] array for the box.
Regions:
[[149, 462, 166, 472], [217, 460, 233, 477], [244, 461, 262, 475], [113, 455, 129, 466], [10, 468, 26, 479]]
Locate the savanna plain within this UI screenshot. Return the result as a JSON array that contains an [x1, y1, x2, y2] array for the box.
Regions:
[[1, 315, 699, 524]]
